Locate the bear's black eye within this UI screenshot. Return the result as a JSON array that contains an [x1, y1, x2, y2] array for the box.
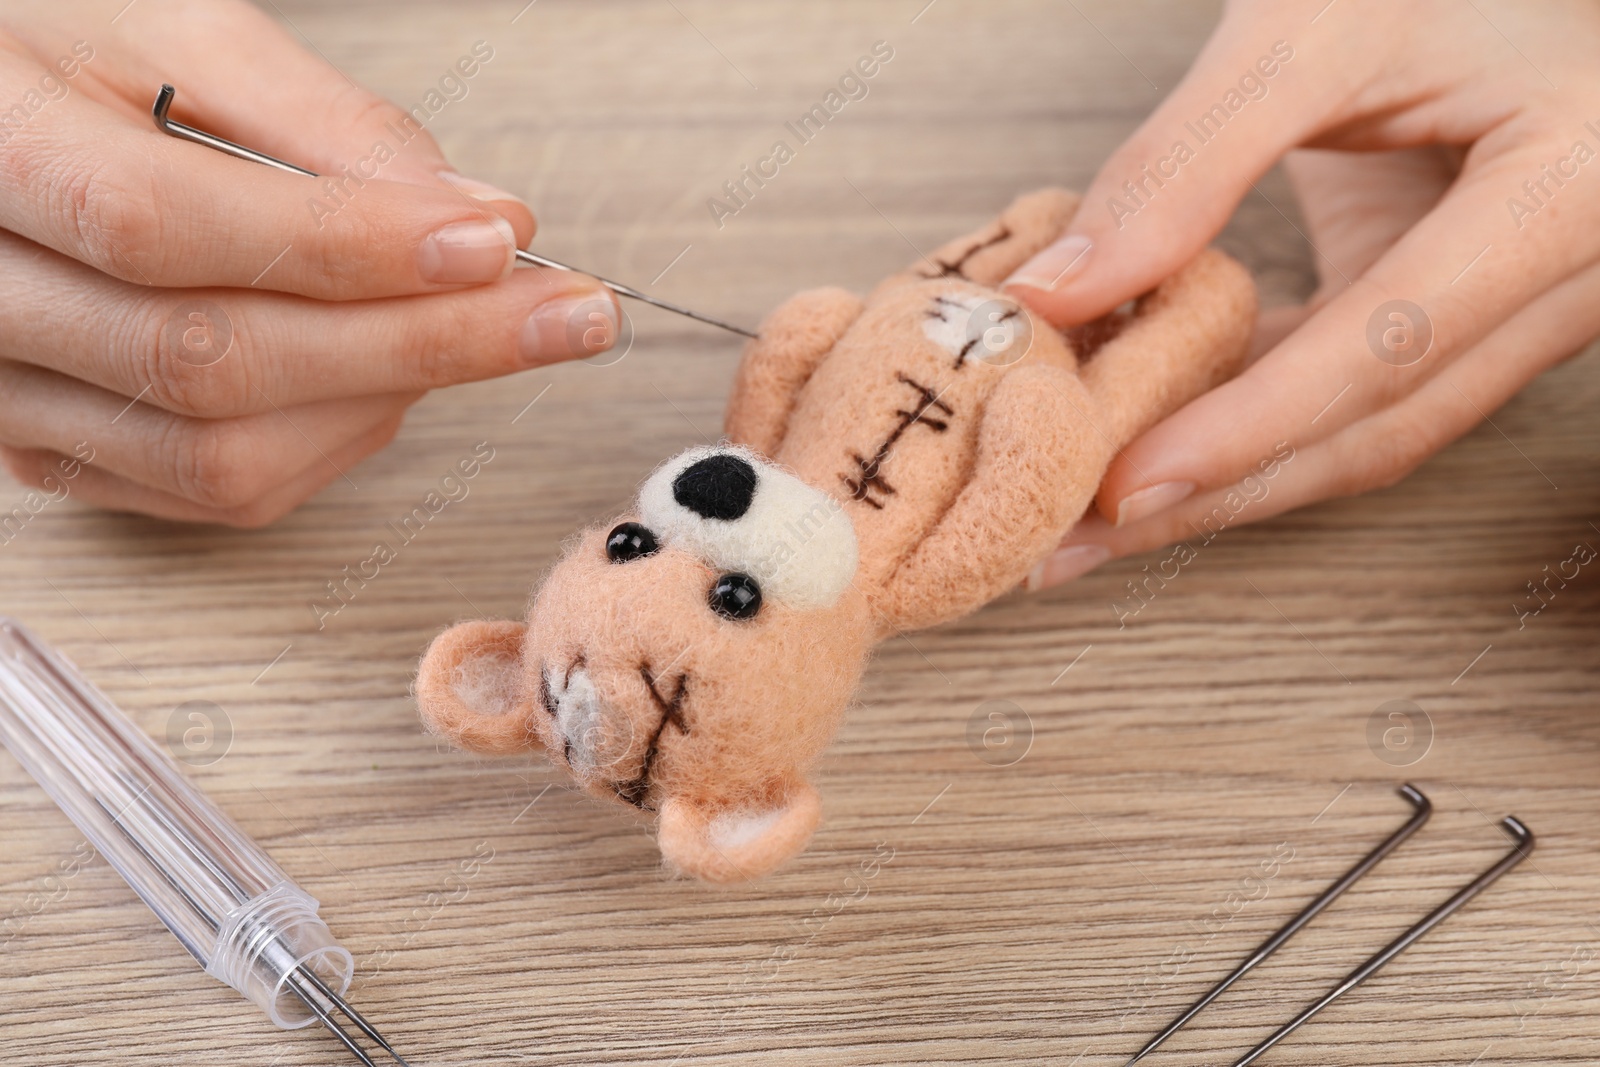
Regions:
[[606, 522, 659, 563], [709, 573, 761, 620]]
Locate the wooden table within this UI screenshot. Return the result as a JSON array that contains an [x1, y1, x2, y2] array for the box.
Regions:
[[3, 2, 1596, 1064]]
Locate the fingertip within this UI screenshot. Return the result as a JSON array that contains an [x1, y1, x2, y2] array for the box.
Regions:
[[1002, 219, 1205, 327], [438, 170, 538, 248], [437, 170, 526, 208], [1107, 480, 1196, 527], [416, 216, 518, 285], [1025, 542, 1114, 592], [1094, 452, 1183, 525], [1009, 114, 1267, 325], [1001, 234, 1095, 327], [518, 281, 622, 366], [1003, 280, 1079, 330], [1004, 234, 1093, 291]]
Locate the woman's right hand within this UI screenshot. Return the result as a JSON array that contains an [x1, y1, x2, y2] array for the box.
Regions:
[[1009, 0, 1600, 588], [0, 0, 618, 526]]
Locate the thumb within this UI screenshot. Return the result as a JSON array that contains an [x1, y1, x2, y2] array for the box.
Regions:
[[1003, 25, 1324, 326]]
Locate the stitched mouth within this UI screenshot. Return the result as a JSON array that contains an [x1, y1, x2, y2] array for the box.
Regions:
[[613, 665, 690, 811]]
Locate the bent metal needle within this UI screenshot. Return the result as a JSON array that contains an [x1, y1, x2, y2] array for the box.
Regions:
[[151, 84, 759, 339], [1123, 783, 1434, 1066], [0, 618, 410, 1067], [1232, 814, 1535, 1067]]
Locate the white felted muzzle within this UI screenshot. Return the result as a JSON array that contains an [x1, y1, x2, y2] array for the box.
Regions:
[[637, 445, 858, 610]]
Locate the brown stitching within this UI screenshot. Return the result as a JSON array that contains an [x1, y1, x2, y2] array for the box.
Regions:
[[640, 666, 690, 733], [548, 655, 588, 765], [615, 667, 690, 810], [893, 407, 949, 432], [839, 374, 955, 510], [540, 672, 559, 720], [895, 372, 955, 420], [959, 308, 1019, 369], [954, 336, 980, 368], [915, 225, 1012, 280], [538, 665, 568, 761], [843, 450, 895, 508]]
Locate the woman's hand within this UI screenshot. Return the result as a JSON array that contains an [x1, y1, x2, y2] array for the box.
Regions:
[[1009, 0, 1600, 589], [0, 0, 617, 526]]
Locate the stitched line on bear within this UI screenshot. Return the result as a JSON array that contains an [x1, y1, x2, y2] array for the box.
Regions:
[[615, 667, 690, 810], [915, 225, 1012, 280], [840, 373, 954, 510], [956, 306, 1021, 368]]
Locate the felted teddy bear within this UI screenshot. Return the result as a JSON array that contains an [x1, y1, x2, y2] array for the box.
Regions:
[[416, 188, 1256, 883]]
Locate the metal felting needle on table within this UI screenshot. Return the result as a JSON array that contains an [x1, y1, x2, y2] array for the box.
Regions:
[[1231, 813, 1534, 1067], [1124, 783, 1434, 1065], [1124, 782, 1536, 1067], [0, 618, 410, 1067], [152, 85, 758, 339]]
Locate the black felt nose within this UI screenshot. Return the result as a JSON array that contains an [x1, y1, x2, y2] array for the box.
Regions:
[[673, 453, 758, 520]]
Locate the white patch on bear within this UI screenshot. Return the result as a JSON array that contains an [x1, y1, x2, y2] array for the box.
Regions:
[[545, 664, 605, 772], [922, 289, 1030, 366], [709, 806, 785, 851], [636, 445, 858, 611], [922, 297, 971, 356], [451, 651, 522, 717]]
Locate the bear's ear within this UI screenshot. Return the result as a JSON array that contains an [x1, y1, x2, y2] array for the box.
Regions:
[[416, 619, 541, 756], [657, 781, 822, 884]]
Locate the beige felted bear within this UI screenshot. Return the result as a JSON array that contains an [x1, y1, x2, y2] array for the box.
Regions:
[[417, 188, 1256, 883]]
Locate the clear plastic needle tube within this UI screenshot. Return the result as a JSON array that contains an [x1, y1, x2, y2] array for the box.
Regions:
[[0, 618, 408, 1066]]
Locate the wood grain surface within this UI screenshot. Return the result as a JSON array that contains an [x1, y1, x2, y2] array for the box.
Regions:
[[2, 2, 1597, 1065]]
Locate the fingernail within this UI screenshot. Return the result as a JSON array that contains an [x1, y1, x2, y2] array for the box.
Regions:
[[1115, 480, 1195, 527], [417, 217, 516, 284], [521, 292, 619, 362], [1026, 544, 1112, 591], [1003, 234, 1093, 292], [439, 170, 529, 211]]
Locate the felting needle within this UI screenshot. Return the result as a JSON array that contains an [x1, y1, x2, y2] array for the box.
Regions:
[[1123, 783, 1433, 1065], [151, 84, 758, 339], [1233, 814, 1534, 1066]]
